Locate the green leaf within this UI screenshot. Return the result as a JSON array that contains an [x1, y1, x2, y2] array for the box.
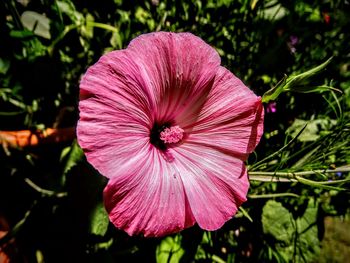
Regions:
[[262, 3, 288, 20], [89, 202, 109, 236], [56, 0, 84, 24], [0, 58, 10, 74], [61, 140, 84, 176], [286, 118, 337, 142], [156, 235, 185, 263], [262, 200, 294, 243], [21, 11, 51, 39], [262, 200, 320, 262], [238, 207, 253, 222]]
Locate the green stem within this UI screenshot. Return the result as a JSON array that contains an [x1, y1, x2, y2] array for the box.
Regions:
[[249, 123, 307, 170], [24, 178, 67, 198], [86, 21, 118, 33], [249, 175, 297, 182], [249, 167, 350, 177], [48, 24, 79, 54], [248, 193, 300, 198], [249, 167, 350, 191], [0, 201, 36, 246]]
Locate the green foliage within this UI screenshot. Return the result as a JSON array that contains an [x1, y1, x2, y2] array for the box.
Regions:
[[89, 202, 109, 237], [156, 235, 185, 263], [261, 200, 319, 262], [262, 57, 335, 103], [60, 140, 84, 177]]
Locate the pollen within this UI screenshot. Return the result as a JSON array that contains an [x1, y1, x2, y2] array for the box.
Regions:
[[160, 126, 184, 144]]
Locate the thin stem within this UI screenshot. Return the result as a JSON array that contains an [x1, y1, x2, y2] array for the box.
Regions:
[[249, 175, 297, 182], [0, 201, 36, 246], [248, 193, 300, 199], [249, 167, 350, 177], [48, 24, 79, 54], [86, 21, 119, 33], [250, 123, 307, 170], [24, 178, 67, 198]]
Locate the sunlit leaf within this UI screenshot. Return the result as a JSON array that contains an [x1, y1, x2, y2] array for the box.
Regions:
[[89, 202, 109, 236], [156, 235, 185, 263], [61, 140, 84, 176]]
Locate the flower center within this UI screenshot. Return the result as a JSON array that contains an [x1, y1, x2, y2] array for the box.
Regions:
[[160, 126, 184, 144], [150, 122, 184, 150]]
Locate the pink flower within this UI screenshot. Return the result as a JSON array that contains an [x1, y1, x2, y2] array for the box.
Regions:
[[77, 32, 264, 237], [266, 101, 277, 113]]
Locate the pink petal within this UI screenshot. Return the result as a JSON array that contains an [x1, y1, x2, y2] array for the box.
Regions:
[[77, 49, 158, 178], [103, 147, 195, 237], [77, 32, 221, 178], [171, 144, 249, 230], [79, 50, 156, 122], [182, 66, 264, 158], [126, 32, 221, 123]]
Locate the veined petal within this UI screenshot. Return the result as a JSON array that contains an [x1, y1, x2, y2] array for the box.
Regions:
[[80, 50, 156, 122], [103, 147, 195, 237], [171, 144, 249, 230], [126, 32, 221, 124], [183, 66, 264, 158], [78, 50, 155, 178]]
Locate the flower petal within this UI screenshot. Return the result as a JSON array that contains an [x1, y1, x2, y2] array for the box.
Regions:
[[77, 50, 155, 178], [183, 66, 264, 159], [126, 32, 221, 123], [78, 32, 221, 178], [103, 147, 195, 237], [171, 144, 249, 230], [79, 50, 156, 122]]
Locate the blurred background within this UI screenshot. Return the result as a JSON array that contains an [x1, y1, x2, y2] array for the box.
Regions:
[[0, 0, 349, 262]]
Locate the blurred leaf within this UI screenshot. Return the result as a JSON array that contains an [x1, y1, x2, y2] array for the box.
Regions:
[[81, 13, 94, 39], [156, 235, 184, 263], [286, 118, 336, 142], [110, 31, 123, 49], [250, 0, 260, 10], [262, 3, 288, 20], [56, 0, 84, 24], [61, 140, 84, 176], [21, 11, 51, 39], [89, 202, 109, 236], [0, 58, 10, 75], [10, 29, 35, 38]]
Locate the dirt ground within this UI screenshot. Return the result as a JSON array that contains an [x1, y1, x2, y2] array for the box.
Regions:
[[316, 216, 350, 263]]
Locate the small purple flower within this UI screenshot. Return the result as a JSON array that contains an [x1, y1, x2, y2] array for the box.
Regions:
[[289, 35, 299, 46], [336, 172, 342, 177], [287, 35, 299, 54], [266, 102, 277, 113]]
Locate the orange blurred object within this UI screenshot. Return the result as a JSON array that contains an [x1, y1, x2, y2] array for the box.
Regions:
[[0, 127, 76, 148]]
